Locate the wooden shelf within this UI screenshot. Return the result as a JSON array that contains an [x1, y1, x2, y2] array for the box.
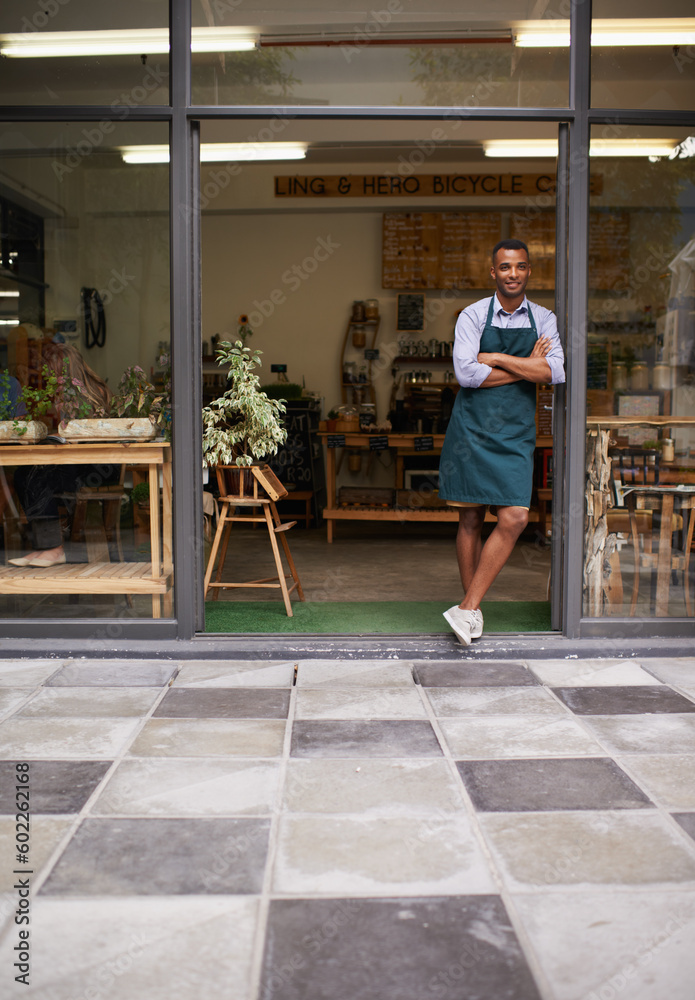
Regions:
[[0, 562, 171, 595]]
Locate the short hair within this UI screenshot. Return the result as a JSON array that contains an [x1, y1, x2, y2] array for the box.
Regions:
[[492, 238, 529, 263]]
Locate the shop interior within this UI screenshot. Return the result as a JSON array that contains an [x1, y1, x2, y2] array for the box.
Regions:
[[0, 117, 693, 627]]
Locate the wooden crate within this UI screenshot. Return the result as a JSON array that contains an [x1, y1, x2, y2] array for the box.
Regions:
[[338, 486, 395, 507]]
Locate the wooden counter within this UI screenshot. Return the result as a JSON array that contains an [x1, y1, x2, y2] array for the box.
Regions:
[[319, 432, 553, 542], [0, 440, 172, 617]]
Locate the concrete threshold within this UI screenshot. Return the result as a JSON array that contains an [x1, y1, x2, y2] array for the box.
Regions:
[[1, 632, 694, 660]]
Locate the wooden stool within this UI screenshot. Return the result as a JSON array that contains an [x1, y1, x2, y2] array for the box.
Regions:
[[203, 464, 305, 616]]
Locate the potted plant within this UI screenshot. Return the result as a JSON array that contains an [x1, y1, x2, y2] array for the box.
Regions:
[[326, 408, 340, 432], [202, 340, 287, 494], [0, 367, 52, 443], [100, 356, 171, 441]]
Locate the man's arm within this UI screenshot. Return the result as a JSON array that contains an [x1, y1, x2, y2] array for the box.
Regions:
[[478, 336, 551, 386]]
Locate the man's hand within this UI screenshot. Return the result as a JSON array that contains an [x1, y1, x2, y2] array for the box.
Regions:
[[530, 336, 551, 358], [477, 351, 498, 367], [478, 335, 552, 385]]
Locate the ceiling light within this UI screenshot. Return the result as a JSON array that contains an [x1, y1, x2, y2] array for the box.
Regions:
[[483, 139, 679, 158], [0, 291, 20, 298], [515, 18, 695, 47], [120, 143, 308, 165], [0, 28, 257, 58]]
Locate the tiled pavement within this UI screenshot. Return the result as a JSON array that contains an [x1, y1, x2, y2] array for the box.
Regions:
[[0, 656, 694, 998]]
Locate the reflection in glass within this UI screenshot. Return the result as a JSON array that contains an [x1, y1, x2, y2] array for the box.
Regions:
[[584, 129, 695, 618], [190, 1, 569, 107], [0, 123, 172, 620]]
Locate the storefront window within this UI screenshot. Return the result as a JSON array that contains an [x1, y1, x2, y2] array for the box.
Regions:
[[0, 122, 172, 620], [584, 126, 695, 619], [591, 4, 695, 110], [191, 1, 569, 108], [0, 0, 169, 106]]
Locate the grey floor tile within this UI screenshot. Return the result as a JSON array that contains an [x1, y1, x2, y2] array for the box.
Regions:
[[426, 686, 567, 717], [294, 687, 427, 720], [0, 761, 111, 814], [580, 715, 695, 754], [0, 817, 72, 892], [154, 687, 290, 719], [0, 897, 259, 1000], [527, 658, 663, 687], [291, 720, 442, 758], [173, 659, 295, 687], [673, 813, 695, 843], [260, 896, 542, 1000], [17, 687, 161, 718], [414, 660, 539, 687], [93, 758, 281, 816], [439, 717, 605, 759], [0, 660, 64, 687], [273, 815, 496, 896], [513, 890, 695, 1000], [479, 811, 695, 889], [296, 660, 416, 687], [283, 759, 465, 815], [47, 660, 178, 687], [0, 718, 139, 758], [41, 817, 270, 895], [553, 686, 695, 715], [620, 755, 695, 810], [128, 719, 286, 758], [456, 758, 653, 812]]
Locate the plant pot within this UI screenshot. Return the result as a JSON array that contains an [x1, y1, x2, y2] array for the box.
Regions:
[[0, 420, 48, 443], [326, 419, 338, 432], [60, 417, 156, 441]]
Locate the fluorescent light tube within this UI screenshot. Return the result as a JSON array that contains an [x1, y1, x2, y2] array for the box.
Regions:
[[120, 143, 308, 164], [0, 291, 20, 298], [515, 18, 695, 47], [483, 139, 678, 158], [0, 28, 257, 58]]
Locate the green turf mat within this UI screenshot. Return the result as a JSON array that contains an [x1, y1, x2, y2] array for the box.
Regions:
[[204, 600, 552, 634]]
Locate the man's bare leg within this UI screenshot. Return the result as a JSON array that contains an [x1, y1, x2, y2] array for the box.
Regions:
[[455, 506, 486, 592], [459, 505, 529, 610]]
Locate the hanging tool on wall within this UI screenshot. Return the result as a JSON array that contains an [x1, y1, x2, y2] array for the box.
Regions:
[[81, 287, 106, 349]]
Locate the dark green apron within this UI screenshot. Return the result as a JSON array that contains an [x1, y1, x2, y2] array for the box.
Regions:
[[439, 297, 538, 508]]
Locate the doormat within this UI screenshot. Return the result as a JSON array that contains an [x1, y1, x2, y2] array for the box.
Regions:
[[204, 600, 552, 634]]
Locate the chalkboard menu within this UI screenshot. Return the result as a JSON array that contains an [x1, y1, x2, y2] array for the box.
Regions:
[[510, 211, 556, 290], [397, 294, 425, 331], [383, 212, 502, 289], [266, 402, 326, 522]]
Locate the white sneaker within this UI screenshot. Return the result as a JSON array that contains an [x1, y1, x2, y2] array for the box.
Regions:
[[443, 606, 484, 646]]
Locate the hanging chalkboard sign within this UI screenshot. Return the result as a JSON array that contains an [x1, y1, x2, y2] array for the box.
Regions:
[[327, 434, 346, 448], [414, 436, 434, 451], [397, 293, 425, 331], [369, 436, 389, 451]]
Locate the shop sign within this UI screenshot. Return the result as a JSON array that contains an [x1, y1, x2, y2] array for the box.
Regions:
[[275, 174, 603, 198]]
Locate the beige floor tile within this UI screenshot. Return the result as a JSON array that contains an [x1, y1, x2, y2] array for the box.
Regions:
[[173, 660, 295, 687], [128, 719, 286, 758], [580, 715, 695, 754], [295, 660, 416, 688], [0, 897, 258, 1000], [513, 890, 695, 1000], [0, 719, 139, 758], [439, 716, 605, 758], [0, 689, 33, 717], [0, 817, 72, 892], [294, 687, 427, 720], [283, 759, 466, 815], [0, 660, 63, 687], [480, 811, 695, 889], [17, 687, 161, 718], [426, 686, 569, 717], [618, 754, 695, 810], [93, 758, 281, 816], [273, 814, 496, 896], [527, 659, 663, 687]]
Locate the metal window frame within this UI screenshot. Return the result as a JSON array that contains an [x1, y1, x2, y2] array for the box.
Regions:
[[0, 0, 693, 644]]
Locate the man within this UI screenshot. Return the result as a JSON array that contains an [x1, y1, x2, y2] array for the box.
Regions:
[[438, 238, 565, 645]]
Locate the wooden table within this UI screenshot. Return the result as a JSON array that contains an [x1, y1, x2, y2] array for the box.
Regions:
[[0, 441, 172, 617], [319, 432, 553, 543]]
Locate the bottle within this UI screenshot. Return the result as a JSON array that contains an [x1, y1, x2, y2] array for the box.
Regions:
[[631, 363, 649, 391]]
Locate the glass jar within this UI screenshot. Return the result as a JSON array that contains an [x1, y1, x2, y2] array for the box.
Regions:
[[631, 363, 649, 390], [359, 403, 376, 430], [612, 363, 627, 390], [364, 298, 379, 320]]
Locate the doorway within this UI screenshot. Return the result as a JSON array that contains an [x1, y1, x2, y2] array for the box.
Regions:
[[199, 119, 564, 635]]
